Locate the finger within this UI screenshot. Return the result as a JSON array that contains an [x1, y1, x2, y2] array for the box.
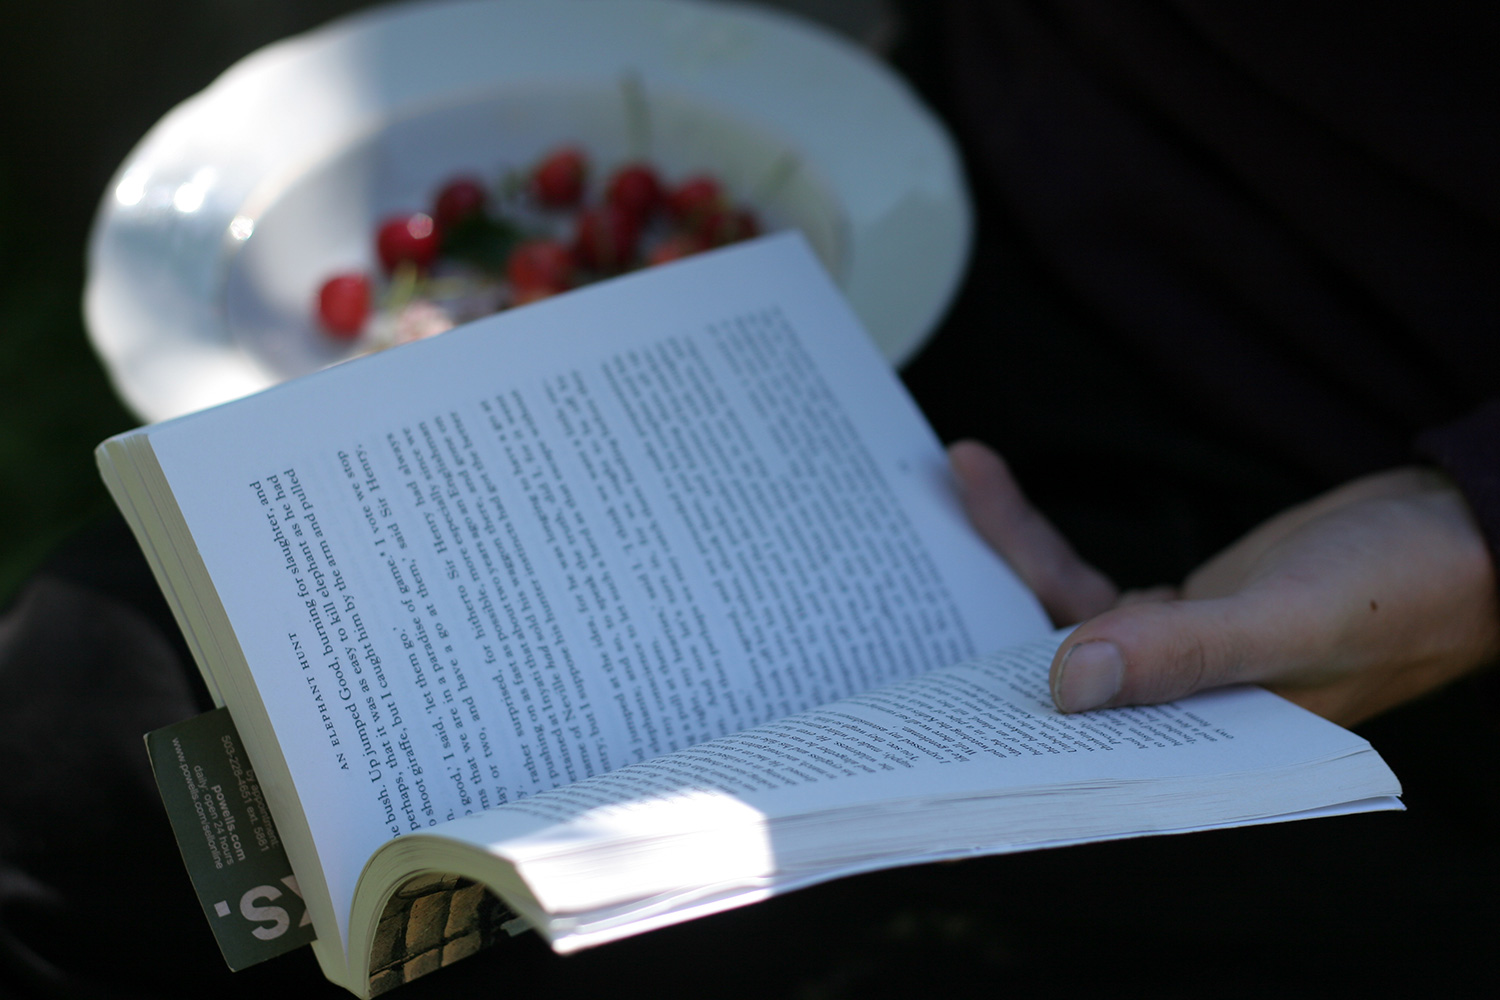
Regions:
[[1115, 586, 1179, 607], [1048, 467, 1500, 721], [1183, 467, 1454, 599], [1048, 592, 1315, 713], [948, 440, 1117, 624]]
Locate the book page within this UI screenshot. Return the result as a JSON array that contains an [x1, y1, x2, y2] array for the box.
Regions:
[[484, 632, 1392, 827], [138, 234, 1048, 946], [427, 632, 1397, 925]]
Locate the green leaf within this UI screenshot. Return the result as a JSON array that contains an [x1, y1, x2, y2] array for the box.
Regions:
[[441, 214, 527, 272]]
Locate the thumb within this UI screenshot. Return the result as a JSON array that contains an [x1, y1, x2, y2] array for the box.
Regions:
[[1049, 595, 1297, 713]]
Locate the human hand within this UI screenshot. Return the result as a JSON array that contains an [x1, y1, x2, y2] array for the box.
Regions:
[[949, 440, 1500, 726]]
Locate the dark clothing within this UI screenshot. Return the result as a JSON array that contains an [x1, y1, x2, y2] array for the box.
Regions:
[[5, 2, 1499, 997], [902, 0, 1500, 581]]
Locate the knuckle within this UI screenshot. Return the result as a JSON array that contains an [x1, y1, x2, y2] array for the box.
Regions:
[[1109, 601, 1242, 705]]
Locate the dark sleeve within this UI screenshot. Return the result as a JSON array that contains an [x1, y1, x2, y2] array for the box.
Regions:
[[929, 0, 1500, 489], [1416, 398, 1500, 565]]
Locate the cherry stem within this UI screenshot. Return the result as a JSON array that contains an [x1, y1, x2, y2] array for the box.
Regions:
[[382, 261, 423, 313], [751, 151, 802, 207]]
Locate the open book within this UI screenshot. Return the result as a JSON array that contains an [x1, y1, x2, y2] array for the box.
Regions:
[[99, 234, 1400, 996]]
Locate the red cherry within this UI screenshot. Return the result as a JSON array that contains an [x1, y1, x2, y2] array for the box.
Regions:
[[531, 146, 587, 207], [317, 273, 372, 339], [573, 205, 641, 272], [506, 239, 576, 294], [432, 175, 487, 230], [646, 232, 709, 266], [512, 284, 565, 306], [605, 163, 662, 224], [700, 207, 761, 247], [665, 175, 725, 226], [735, 209, 761, 241], [376, 213, 441, 272]]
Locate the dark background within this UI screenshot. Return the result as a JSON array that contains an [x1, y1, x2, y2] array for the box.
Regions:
[[0, 0, 381, 603], [3, 2, 1498, 998]]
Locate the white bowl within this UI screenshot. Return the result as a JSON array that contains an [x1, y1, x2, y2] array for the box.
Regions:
[[87, 0, 972, 423]]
